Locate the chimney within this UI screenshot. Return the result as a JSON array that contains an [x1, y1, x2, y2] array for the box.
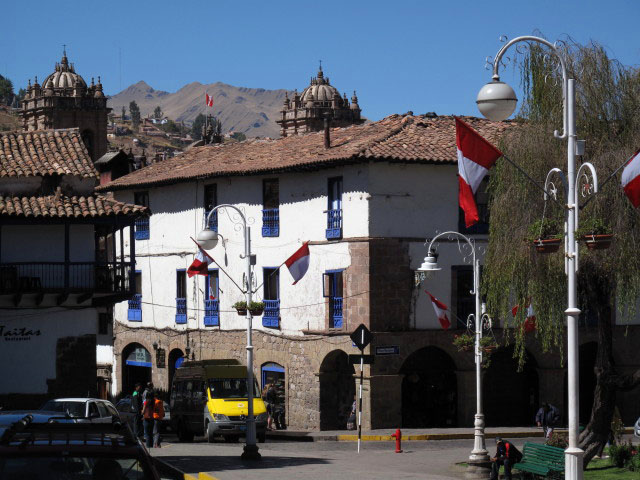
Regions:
[[324, 115, 331, 149]]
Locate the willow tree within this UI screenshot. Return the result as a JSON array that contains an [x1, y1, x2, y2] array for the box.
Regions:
[[484, 38, 640, 465]]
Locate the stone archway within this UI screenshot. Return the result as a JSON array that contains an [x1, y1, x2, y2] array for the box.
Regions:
[[400, 346, 457, 428], [121, 343, 152, 396], [319, 350, 355, 430], [483, 347, 539, 426], [168, 348, 184, 393]]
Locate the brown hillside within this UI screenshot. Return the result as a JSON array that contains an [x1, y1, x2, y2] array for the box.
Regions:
[[108, 81, 291, 138]]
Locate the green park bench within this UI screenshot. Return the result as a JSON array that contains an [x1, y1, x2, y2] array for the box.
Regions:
[[512, 442, 565, 479]]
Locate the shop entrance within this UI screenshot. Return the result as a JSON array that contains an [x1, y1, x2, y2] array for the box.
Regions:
[[122, 343, 152, 395], [400, 346, 457, 427], [484, 347, 539, 426], [319, 350, 355, 430]]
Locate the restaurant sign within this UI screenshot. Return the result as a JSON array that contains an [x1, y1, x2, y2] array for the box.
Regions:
[[0, 325, 41, 342]]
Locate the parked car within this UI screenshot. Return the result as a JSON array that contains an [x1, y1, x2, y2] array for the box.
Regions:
[[634, 416, 640, 437], [116, 396, 171, 431], [0, 413, 170, 479], [40, 398, 121, 423]]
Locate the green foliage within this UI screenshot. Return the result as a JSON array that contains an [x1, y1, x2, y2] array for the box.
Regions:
[[577, 217, 613, 237], [0, 75, 14, 105], [452, 333, 497, 351], [231, 132, 246, 142], [121, 106, 126, 120], [191, 114, 206, 140], [129, 101, 141, 131], [483, 38, 640, 369], [233, 301, 247, 309], [232, 301, 264, 311], [627, 454, 640, 472], [528, 218, 563, 241], [153, 106, 163, 119], [609, 442, 635, 468], [546, 431, 568, 448]]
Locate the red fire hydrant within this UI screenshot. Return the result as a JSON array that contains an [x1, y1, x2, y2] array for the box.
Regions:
[[391, 428, 403, 453]]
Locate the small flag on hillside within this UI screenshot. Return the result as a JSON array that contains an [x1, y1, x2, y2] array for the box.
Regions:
[[205, 93, 214, 107], [284, 242, 310, 285], [512, 300, 536, 333], [425, 291, 450, 330], [621, 149, 640, 207], [455, 118, 503, 227], [187, 243, 214, 277]]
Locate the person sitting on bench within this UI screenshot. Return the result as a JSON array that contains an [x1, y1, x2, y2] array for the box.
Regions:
[[490, 437, 522, 480]]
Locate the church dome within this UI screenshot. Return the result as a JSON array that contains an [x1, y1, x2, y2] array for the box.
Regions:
[[300, 66, 341, 103], [42, 52, 87, 90]]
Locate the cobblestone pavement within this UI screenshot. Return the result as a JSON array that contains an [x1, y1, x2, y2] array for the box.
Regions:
[[151, 436, 539, 479]]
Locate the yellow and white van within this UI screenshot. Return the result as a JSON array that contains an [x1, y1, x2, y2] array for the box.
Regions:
[[170, 359, 268, 443]]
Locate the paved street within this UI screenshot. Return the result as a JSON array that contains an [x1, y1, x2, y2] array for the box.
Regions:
[[151, 435, 539, 479]]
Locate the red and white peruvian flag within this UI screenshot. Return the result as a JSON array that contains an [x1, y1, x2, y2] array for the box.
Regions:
[[512, 300, 536, 333], [425, 291, 451, 330], [187, 244, 214, 277], [621, 149, 640, 207], [285, 242, 310, 285], [455, 118, 503, 227], [205, 93, 214, 107]]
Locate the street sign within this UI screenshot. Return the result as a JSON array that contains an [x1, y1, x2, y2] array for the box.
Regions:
[[375, 345, 400, 356], [350, 324, 372, 351], [349, 354, 375, 365]]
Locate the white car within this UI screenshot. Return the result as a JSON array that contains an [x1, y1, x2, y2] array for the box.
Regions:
[[635, 417, 640, 437], [40, 398, 120, 423]]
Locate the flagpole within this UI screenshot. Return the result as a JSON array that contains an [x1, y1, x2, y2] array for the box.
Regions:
[[580, 148, 639, 210], [190, 237, 245, 293]]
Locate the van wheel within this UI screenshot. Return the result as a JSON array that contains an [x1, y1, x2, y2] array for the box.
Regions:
[[177, 422, 194, 442], [258, 432, 266, 443], [206, 421, 216, 443]]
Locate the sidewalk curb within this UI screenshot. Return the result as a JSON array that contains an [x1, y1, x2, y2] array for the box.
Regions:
[[153, 457, 220, 480]]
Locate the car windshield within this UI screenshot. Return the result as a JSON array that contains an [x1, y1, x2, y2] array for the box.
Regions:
[[208, 378, 259, 399], [41, 401, 85, 418], [0, 456, 149, 479]]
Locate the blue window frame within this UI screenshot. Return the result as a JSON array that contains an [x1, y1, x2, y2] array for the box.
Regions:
[[176, 270, 187, 324], [127, 271, 142, 321], [204, 269, 219, 326], [326, 177, 342, 239], [261, 362, 285, 390], [323, 269, 344, 328], [204, 184, 218, 232], [134, 192, 150, 240], [262, 179, 279, 237], [263, 267, 280, 328]]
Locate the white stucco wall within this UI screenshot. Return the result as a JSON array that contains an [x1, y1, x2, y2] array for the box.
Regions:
[[0, 308, 97, 394]]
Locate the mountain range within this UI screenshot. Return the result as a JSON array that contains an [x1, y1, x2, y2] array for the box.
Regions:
[[108, 81, 292, 138]]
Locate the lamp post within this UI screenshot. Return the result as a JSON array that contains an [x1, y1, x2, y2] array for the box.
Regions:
[[477, 35, 593, 480], [198, 204, 261, 460], [416, 231, 491, 477]]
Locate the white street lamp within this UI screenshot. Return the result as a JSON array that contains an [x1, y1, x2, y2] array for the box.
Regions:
[[417, 231, 491, 477], [199, 204, 261, 460], [478, 35, 592, 480]]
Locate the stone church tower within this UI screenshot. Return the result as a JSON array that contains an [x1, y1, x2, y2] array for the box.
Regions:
[[21, 49, 110, 162], [276, 65, 363, 137]]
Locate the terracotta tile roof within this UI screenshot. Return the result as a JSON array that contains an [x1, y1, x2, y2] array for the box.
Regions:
[[97, 114, 512, 192], [0, 194, 147, 218], [0, 128, 97, 179]]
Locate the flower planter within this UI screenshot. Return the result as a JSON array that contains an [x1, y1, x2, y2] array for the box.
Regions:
[[458, 345, 473, 352], [482, 345, 497, 354], [250, 308, 264, 316], [235, 308, 247, 316], [583, 234, 613, 250], [533, 238, 562, 253]]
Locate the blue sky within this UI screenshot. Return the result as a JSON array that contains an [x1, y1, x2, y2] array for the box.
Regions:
[[3, 0, 639, 121]]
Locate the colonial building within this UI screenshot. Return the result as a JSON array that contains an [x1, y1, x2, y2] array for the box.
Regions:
[[276, 66, 362, 137], [20, 50, 110, 162], [0, 128, 145, 406]]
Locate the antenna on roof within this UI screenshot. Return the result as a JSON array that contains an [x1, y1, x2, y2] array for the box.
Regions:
[[62, 44, 67, 56]]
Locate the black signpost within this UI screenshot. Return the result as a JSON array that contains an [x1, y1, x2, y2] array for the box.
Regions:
[[350, 324, 372, 453]]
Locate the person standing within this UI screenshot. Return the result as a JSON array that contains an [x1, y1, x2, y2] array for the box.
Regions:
[[266, 384, 277, 431], [131, 383, 143, 438], [490, 437, 522, 480], [152, 394, 165, 448], [142, 389, 155, 449], [142, 382, 154, 403], [535, 403, 561, 438]]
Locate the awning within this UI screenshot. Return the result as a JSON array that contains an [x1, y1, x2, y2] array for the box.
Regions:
[[125, 347, 152, 368]]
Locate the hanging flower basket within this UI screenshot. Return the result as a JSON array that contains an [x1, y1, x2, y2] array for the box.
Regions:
[[249, 303, 265, 316], [583, 234, 613, 250], [533, 238, 562, 254], [452, 334, 474, 352], [482, 345, 497, 354], [233, 301, 248, 316]]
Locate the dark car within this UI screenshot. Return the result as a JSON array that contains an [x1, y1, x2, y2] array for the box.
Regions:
[[0, 413, 173, 479]]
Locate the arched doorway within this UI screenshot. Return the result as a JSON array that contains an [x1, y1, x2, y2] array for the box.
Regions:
[[168, 348, 184, 393], [319, 350, 355, 430], [122, 343, 152, 395], [400, 346, 457, 427], [483, 347, 539, 426]]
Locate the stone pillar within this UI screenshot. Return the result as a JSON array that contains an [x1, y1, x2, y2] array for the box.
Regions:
[[369, 374, 403, 429]]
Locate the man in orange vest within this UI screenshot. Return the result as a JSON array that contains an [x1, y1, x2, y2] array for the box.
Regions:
[[152, 395, 165, 448]]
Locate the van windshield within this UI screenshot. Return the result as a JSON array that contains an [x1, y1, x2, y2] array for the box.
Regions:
[[208, 378, 259, 399]]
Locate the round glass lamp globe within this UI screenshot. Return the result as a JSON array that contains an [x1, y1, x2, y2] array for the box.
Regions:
[[196, 229, 218, 250], [476, 81, 518, 122]]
